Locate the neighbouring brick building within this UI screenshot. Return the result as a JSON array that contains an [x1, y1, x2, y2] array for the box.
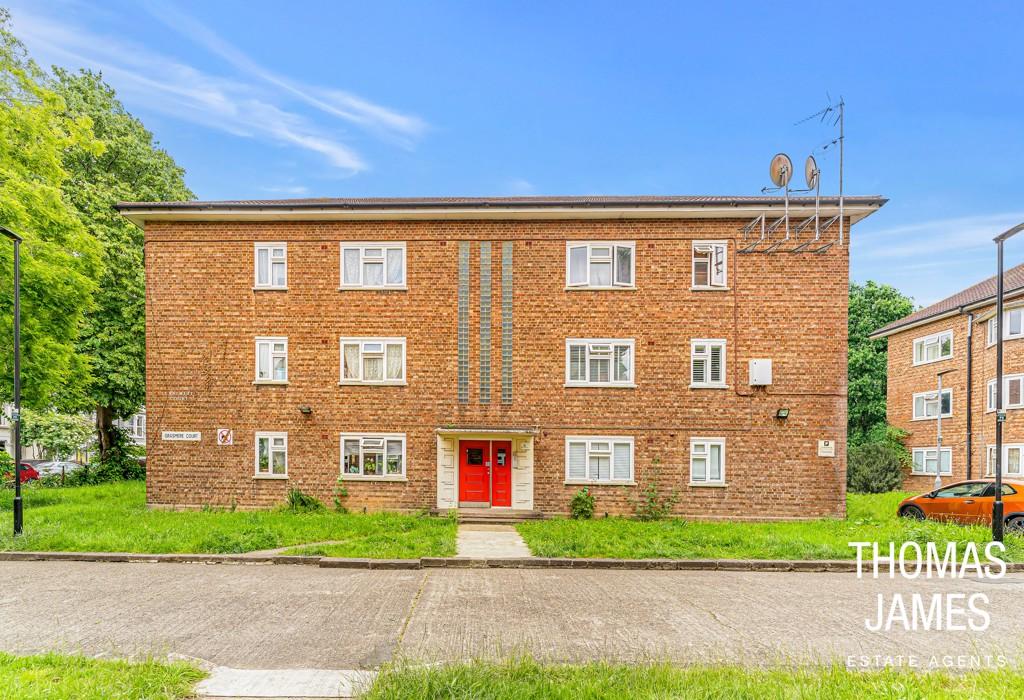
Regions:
[[871, 263, 1024, 490], [121, 195, 884, 518]]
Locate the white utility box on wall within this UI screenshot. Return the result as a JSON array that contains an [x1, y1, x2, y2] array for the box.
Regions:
[[749, 359, 773, 386]]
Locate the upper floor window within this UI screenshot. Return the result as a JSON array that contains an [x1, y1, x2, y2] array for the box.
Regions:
[[690, 438, 725, 485], [911, 447, 952, 476], [987, 374, 1024, 412], [692, 241, 727, 289], [566, 242, 634, 289], [341, 433, 406, 479], [912, 330, 952, 365], [255, 337, 288, 383], [254, 243, 287, 289], [691, 339, 726, 388], [340, 337, 406, 384], [912, 388, 951, 420], [341, 243, 406, 289], [565, 339, 634, 387], [565, 436, 633, 483], [255, 431, 287, 478], [988, 309, 1024, 346]]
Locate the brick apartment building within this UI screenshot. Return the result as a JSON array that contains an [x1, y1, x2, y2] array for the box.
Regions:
[[120, 195, 884, 518], [871, 263, 1024, 490]]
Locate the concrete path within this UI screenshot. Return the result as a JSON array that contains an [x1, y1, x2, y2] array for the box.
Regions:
[[2, 560, 1024, 671], [455, 523, 532, 558], [196, 667, 375, 698]]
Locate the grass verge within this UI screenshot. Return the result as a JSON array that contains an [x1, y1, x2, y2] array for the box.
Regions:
[[363, 658, 1024, 699], [0, 481, 456, 558], [516, 491, 1024, 560], [0, 652, 204, 700]]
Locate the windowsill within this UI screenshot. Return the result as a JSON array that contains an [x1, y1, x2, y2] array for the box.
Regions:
[[690, 383, 729, 390], [689, 482, 728, 488], [564, 286, 636, 291], [338, 286, 408, 291], [911, 416, 952, 422], [253, 286, 288, 292], [912, 357, 953, 367], [564, 382, 637, 389], [253, 380, 289, 386], [564, 480, 636, 486], [690, 286, 730, 292], [253, 474, 288, 480], [987, 335, 1024, 348], [910, 473, 952, 478], [339, 381, 408, 387], [340, 474, 408, 482]]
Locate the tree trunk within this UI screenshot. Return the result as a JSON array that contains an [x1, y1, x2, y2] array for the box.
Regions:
[[96, 405, 115, 463]]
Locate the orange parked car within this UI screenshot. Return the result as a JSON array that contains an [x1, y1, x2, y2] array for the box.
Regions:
[[898, 479, 1024, 531]]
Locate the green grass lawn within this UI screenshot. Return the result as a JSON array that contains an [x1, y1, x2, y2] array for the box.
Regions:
[[364, 658, 1024, 699], [0, 652, 204, 700], [516, 491, 1024, 560], [0, 481, 456, 558]]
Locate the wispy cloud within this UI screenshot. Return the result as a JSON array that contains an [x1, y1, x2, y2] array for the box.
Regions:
[[260, 184, 311, 196], [7, 3, 426, 173], [503, 178, 536, 195], [854, 212, 1024, 261]]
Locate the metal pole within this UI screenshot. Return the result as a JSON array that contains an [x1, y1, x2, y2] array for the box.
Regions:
[[0, 227, 23, 536], [994, 239, 1005, 542], [935, 372, 943, 491], [837, 99, 845, 246]]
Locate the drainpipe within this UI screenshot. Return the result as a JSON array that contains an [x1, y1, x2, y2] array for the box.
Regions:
[[966, 312, 973, 479]]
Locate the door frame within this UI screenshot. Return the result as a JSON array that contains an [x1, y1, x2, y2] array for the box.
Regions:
[[457, 438, 513, 509]]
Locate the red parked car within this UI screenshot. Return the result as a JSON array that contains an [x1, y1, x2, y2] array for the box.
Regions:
[[2, 462, 39, 484]]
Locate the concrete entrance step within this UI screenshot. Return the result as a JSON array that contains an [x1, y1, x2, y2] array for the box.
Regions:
[[451, 508, 545, 524]]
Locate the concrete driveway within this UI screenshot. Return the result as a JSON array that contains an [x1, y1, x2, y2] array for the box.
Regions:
[[1, 561, 1022, 670]]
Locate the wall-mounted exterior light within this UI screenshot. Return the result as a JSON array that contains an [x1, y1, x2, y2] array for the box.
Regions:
[[775, 408, 790, 420], [299, 406, 313, 415]]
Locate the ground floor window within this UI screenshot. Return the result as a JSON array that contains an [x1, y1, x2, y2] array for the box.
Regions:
[[341, 434, 406, 478], [987, 444, 1024, 477], [911, 447, 952, 475], [255, 432, 287, 477], [690, 438, 725, 484], [565, 436, 633, 482]]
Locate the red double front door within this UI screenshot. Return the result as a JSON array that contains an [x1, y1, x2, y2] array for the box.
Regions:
[[458, 440, 512, 507]]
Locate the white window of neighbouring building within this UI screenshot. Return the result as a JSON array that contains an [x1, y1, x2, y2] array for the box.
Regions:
[[255, 337, 288, 383], [341, 434, 406, 479], [254, 243, 287, 289], [987, 375, 1024, 412], [691, 339, 726, 388], [565, 339, 634, 387], [912, 330, 952, 365], [255, 432, 287, 477], [911, 447, 952, 475], [690, 438, 725, 485], [912, 388, 951, 420], [987, 445, 1024, 477], [340, 338, 406, 384], [566, 242, 634, 289], [691, 241, 727, 289], [988, 309, 1024, 345], [565, 436, 633, 483], [340, 243, 406, 289]]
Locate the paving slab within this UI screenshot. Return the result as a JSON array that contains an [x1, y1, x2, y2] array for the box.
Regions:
[[196, 667, 375, 698], [455, 524, 532, 558]]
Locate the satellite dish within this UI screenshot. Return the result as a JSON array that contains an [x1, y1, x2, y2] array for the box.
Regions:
[[769, 153, 793, 188], [805, 155, 819, 189]]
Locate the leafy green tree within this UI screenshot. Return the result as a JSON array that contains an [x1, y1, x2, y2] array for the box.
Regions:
[[0, 10, 102, 409], [21, 408, 93, 460], [848, 281, 915, 445], [49, 68, 193, 458]]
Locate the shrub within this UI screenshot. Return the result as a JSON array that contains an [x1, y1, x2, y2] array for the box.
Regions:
[[848, 441, 909, 494], [634, 469, 679, 521], [333, 480, 349, 513], [285, 488, 325, 513], [64, 426, 144, 486], [569, 488, 595, 519]]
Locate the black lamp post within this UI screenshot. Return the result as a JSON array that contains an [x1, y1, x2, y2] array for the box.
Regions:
[[993, 221, 1024, 542], [0, 226, 22, 536]]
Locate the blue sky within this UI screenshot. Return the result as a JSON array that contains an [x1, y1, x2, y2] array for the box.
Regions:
[[7, 1, 1024, 307]]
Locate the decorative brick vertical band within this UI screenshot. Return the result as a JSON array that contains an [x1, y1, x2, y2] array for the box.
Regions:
[[479, 242, 492, 404], [501, 241, 513, 404], [457, 241, 470, 404]]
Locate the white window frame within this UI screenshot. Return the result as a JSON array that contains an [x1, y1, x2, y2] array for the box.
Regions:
[[987, 444, 1024, 477], [564, 436, 634, 484], [254, 431, 288, 478], [339, 337, 407, 385], [339, 433, 407, 481], [912, 388, 952, 420], [987, 374, 1024, 412], [690, 437, 726, 486], [988, 309, 1024, 346], [339, 242, 407, 290], [565, 339, 635, 387], [254, 337, 288, 384], [912, 330, 953, 366], [911, 447, 952, 475], [690, 339, 727, 388], [691, 241, 728, 290], [565, 241, 635, 289], [129, 411, 146, 441], [254, 242, 287, 290]]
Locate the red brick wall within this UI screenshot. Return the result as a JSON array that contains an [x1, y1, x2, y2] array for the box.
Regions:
[[144, 217, 851, 519]]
